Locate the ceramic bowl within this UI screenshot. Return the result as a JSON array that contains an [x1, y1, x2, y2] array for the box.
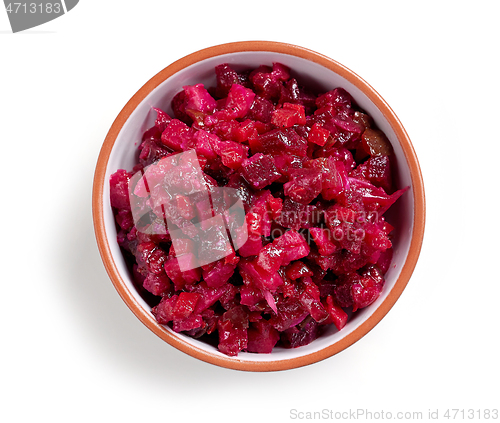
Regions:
[[92, 41, 425, 371]]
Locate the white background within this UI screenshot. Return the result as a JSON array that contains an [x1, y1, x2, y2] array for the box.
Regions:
[[1, 1, 499, 422]]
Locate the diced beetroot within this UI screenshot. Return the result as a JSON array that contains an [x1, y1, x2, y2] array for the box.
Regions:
[[350, 155, 392, 192], [274, 230, 310, 266], [207, 118, 241, 142], [143, 272, 171, 297], [332, 116, 364, 134], [268, 195, 283, 219], [172, 314, 204, 332], [271, 103, 306, 128], [377, 248, 393, 274], [221, 84, 256, 119], [246, 320, 280, 353], [235, 119, 259, 143], [191, 282, 229, 314], [317, 157, 350, 201], [203, 260, 237, 288], [183, 83, 217, 115], [285, 261, 313, 280], [217, 306, 249, 356], [238, 233, 263, 257], [238, 258, 284, 292], [215, 63, 240, 97], [309, 227, 337, 256], [110, 169, 131, 210], [299, 277, 329, 323], [269, 298, 309, 331], [271, 153, 305, 181], [248, 191, 273, 237], [308, 122, 330, 146], [256, 128, 308, 157], [250, 65, 283, 101], [160, 119, 194, 151], [255, 242, 284, 274], [241, 153, 281, 189], [213, 140, 249, 169], [325, 296, 348, 331], [115, 209, 134, 230], [275, 198, 320, 230], [164, 256, 201, 290], [152, 107, 171, 132], [113, 62, 407, 357], [281, 317, 321, 348], [316, 87, 353, 111], [247, 96, 275, 123], [135, 242, 167, 276], [240, 283, 265, 311], [151, 295, 178, 324], [193, 130, 218, 160], [171, 90, 191, 124], [351, 281, 382, 312], [173, 292, 201, 321], [284, 168, 323, 205]]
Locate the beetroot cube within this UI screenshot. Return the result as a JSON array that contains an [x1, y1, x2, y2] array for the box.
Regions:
[[191, 282, 229, 314], [143, 272, 171, 297], [255, 242, 284, 274], [160, 119, 194, 151], [275, 198, 320, 230], [309, 227, 337, 256], [152, 107, 171, 132], [172, 314, 204, 332], [315, 87, 353, 111], [238, 258, 284, 292], [110, 169, 131, 210], [215, 63, 242, 97], [173, 292, 201, 321], [247, 96, 275, 123], [241, 153, 281, 189], [271, 103, 306, 128], [115, 209, 134, 230], [274, 230, 310, 266], [280, 317, 321, 348], [257, 128, 308, 157], [194, 130, 218, 160], [269, 298, 309, 332], [152, 295, 178, 324], [203, 260, 237, 288], [299, 277, 329, 323], [224, 84, 256, 119], [164, 256, 201, 290], [183, 83, 217, 114], [351, 280, 382, 312], [308, 122, 330, 146], [325, 296, 348, 331], [217, 306, 249, 356], [246, 320, 280, 353], [350, 155, 392, 192], [284, 168, 323, 205], [285, 261, 313, 280], [238, 233, 263, 257], [213, 140, 249, 169], [235, 119, 259, 143]]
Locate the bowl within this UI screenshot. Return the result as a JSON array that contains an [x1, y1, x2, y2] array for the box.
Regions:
[[92, 41, 425, 371]]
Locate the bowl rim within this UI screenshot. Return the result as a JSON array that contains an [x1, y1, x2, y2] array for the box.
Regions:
[[92, 40, 425, 372]]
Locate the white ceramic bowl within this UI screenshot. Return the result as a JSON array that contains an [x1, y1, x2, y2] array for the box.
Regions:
[[93, 41, 425, 371]]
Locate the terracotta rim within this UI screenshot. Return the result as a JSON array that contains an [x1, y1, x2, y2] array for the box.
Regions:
[[92, 41, 425, 372]]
